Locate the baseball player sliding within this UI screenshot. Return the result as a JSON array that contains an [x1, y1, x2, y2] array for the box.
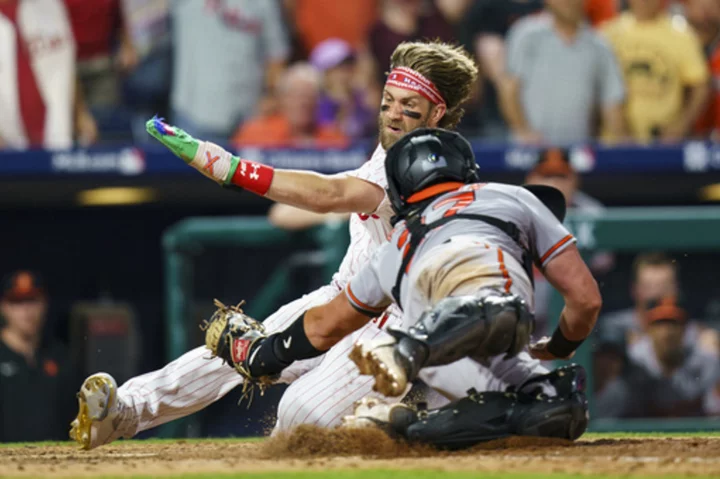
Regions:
[[202, 128, 601, 448], [70, 40, 590, 450]]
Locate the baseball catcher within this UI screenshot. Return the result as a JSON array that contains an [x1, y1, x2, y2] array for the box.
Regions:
[[202, 128, 600, 448]]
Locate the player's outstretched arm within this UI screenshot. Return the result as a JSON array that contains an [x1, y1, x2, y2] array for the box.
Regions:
[[531, 245, 602, 360], [240, 293, 373, 379], [146, 117, 384, 214]]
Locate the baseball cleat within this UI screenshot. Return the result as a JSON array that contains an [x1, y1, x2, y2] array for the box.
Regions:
[[70, 373, 131, 450], [350, 337, 408, 397], [341, 396, 415, 430]]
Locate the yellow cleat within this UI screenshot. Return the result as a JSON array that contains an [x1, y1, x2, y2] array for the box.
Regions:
[[70, 373, 123, 450]]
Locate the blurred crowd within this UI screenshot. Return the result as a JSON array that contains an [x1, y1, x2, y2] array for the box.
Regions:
[[593, 253, 720, 418], [3, 0, 720, 150]]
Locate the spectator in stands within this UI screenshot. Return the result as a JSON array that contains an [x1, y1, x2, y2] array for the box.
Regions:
[[310, 38, 375, 140], [359, 0, 455, 102], [626, 297, 719, 417], [685, 0, 720, 139], [284, 0, 378, 56], [525, 147, 605, 214], [232, 63, 348, 148], [460, 0, 618, 139], [600, 253, 719, 355], [592, 325, 649, 419], [0, 271, 76, 441], [602, 0, 710, 143], [171, 0, 289, 143], [64, 0, 138, 110], [0, 0, 98, 150], [121, 0, 171, 143], [602, 253, 681, 344], [596, 296, 720, 418], [500, 0, 626, 146]]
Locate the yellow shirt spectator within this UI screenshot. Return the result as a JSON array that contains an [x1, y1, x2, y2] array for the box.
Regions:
[[602, 13, 709, 142]]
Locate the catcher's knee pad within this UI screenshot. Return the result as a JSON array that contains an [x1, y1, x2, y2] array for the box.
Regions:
[[389, 293, 535, 380]]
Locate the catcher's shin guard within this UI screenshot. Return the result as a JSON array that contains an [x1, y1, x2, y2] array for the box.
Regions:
[[398, 392, 519, 450], [392, 365, 589, 450], [388, 294, 534, 381]]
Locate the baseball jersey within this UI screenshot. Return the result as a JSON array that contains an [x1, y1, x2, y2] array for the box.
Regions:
[[0, 0, 76, 149], [345, 182, 576, 318], [331, 144, 395, 289]]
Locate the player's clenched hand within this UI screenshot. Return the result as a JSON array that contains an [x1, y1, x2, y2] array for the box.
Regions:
[[529, 336, 575, 361]]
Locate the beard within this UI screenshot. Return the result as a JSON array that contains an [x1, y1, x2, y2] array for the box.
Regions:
[[377, 112, 430, 150]]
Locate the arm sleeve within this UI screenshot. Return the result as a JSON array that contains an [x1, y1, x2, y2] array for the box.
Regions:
[[345, 245, 393, 317], [261, 0, 290, 62], [598, 38, 625, 106], [516, 187, 576, 267]]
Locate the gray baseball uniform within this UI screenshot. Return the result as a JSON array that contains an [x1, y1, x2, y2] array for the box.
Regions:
[[346, 182, 576, 329]]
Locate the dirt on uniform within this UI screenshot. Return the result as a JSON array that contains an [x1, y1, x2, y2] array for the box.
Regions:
[[1, 427, 719, 478]]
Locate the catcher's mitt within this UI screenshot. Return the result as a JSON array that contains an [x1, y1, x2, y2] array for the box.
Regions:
[[200, 299, 276, 403]]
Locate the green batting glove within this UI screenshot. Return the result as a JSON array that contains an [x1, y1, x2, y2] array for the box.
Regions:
[[146, 115, 241, 184], [145, 116, 200, 164]]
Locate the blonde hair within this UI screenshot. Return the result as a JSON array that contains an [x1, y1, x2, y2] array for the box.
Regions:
[[389, 41, 478, 128]]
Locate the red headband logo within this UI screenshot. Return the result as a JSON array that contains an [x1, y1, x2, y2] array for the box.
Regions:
[[385, 67, 445, 106]]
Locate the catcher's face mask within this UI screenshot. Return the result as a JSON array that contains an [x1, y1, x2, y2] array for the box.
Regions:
[[384, 128, 479, 218]]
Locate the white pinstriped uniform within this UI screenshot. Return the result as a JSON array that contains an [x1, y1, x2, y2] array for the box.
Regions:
[[113, 145, 552, 437]]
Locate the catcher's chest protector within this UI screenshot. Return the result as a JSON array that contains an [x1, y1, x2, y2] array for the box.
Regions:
[[391, 213, 535, 308]]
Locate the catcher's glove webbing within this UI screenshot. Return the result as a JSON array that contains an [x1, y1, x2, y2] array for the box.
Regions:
[[200, 299, 276, 405]]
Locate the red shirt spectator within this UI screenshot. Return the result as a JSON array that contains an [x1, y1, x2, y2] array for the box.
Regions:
[[686, 0, 720, 138], [693, 43, 720, 138], [289, 0, 378, 55], [64, 0, 121, 60]]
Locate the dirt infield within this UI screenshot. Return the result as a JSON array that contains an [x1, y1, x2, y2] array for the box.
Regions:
[[1, 428, 719, 478]]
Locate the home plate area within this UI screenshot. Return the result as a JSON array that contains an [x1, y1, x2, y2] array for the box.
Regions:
[[1, 427, 719, 478]]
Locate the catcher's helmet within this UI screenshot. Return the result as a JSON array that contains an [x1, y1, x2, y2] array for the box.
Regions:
[[385, 128, 479, 216]]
